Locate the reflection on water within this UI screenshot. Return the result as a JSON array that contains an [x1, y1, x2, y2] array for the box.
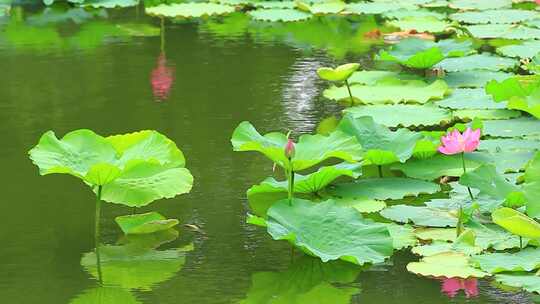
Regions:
[[70, 286, 142, 304], [440, 277, 478, 298], [151, 18, 174, 101]]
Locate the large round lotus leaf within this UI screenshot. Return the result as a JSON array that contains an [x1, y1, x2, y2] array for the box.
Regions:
[[100, 160, 193, 207], [328, 177, 440, 200], [486, 76, 540, 119], [337, 115, 422, 165], [498, 40, 540, 59], [81, 245, 191, 290], [248, 8, 312, 22], [347, 70, 407, 85], [468, 221, 530, 251], [70, 287, 141, 304], [255, 1, 296, 9], [436, 53, 518, 72], [495, 273, 540, 294], [387, 223, 418, 249], [383, 8, 446, 20], [483, 150, 535, 174], [377, 38, 473, 69], [492, 207, 540, 239], [387, 16, 452, 33], [344, 2, 417, 15], [238, 255, 361, 304], [247, 163, 362, 195], [415, 227, 457, 242], [230, 121, 362, 171], [448, 0, 511, 10], [391, 154, 482, 180], [483, 118, 540, 138], [407, 252, 489, 278], [380, 205, 457, 227], [303, 1, 346, 14], [450, 9, 538, 25], [84, 0, 138, 8], [334, 196, 386, 213], [460, 164, 521, 201], [438, 88, 505, 109], [344, 104, 452, 128], [524, 153, 540, 217], [453, 109, 521, 120], [443, 71, 514, 88], [473, 248, 540, 274], [323, 79, 449, 105], [479, 139, 540, 152], [466, 24, 540, 40], [266, 199, 394, 265], [412, 230, 482, 257], [115, 212, 179, 235], [317, 63, 360, 82], [145, 3, 235, 18]]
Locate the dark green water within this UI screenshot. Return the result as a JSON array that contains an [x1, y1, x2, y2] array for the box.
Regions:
[[0, 4, 536, 304]]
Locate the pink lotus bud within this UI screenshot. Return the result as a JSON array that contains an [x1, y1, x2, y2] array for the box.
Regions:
[[438, 127, 481, 155], [285, 138, 295, 159]]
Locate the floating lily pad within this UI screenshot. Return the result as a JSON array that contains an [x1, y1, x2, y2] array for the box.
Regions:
[[248, 8, 312, 22], [328, 177, 441, 200], [473, 248, 540, 274], [266, 199, 394, 264], [380, 205, 457, 227], [442, 71, 514, 88], [483, 118, 540, 138], [448, 0, 511, 10], [344, 2, 416, 15], [377, 38, 473, 69], [231, 121, 362, 171], [337, 115, 422, 165], [450, 9, 538, 24], [334, 196, 387, 213], [415, 227, 457, 242], [407, 252, 489, 278], [388, 16, 452, 33], [468, 221, 529, 251], [495, 273, 540, 294], [436, 53, 518, 72], [344, 104, 452, 127], [524, 153, 540, 217], [479, 139, 540, 152], [391, 153, 482, 180], [347, 70, 403, 85], [493, 207, 540, 239], [383, 8, 446, 20], [412, 230, 482, 256], [498, 40, 540, 58], [486, 76, 540, 119], [300, 1, 346, 14], [317, 63, 360, 82], [84, 0, 139, 8], [255, 1, 296, 9], [453, 109, 521, 120], [323, 78, 449, 105], [387, 223, 418, 250], [466, 24, 540, 40], [115, 212, 179, 235], [438, 88, 505, 109], [145, 3, 235, 18]]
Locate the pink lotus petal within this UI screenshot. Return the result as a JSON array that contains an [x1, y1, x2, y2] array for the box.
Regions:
[[464, 278, 479, 298], [441, 278, 461, 298], [438, 128, 481, 155], [151, 52, 175, 101]]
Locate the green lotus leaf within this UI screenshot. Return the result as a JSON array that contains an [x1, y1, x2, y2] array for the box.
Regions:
[[387, 16, 452, 33], [115, 212, 179, 235], [70, 287, 142, 304], [412, 135, 441, 159], [246, 213, 267, 227], [468, 220, 530, 251], [473, 248, 540, 274], [524, 153, 540, 217], [466, 24, 540, 40], [145, 3, 235, 18], [453, 109, 521, 120], [412, 230, 482, 257], [443, 71, 514, 88], [117, 229, 180, 250], [459, 164, 521, 201], [100, 160, 194, 207], [479, 139, 540, 152], [383, 8, 446, 20], [386, 223, 418, 250], [328, 177, 440, 200], [492, 207, 540, 239], [482, 150, 535, 174], [255, 1, 296, 9], [266, 198, 394, 265], [300, 1, 346, 14], [436, 53, 518, 72], [323, 79, 449, 105], [316, 116, 339, 135], [438, 88, 506, 110], [238, 255, 361, 304], [248, 8, 312, 22], [231, 121, 362, 171], [448, 0, 511, 10], [334, 196, 387, 213], [450, 9, 537, 25], [344, 104, 452, 127], [84, 0, 139, 8], [377, 38, 474, 69], [337, 115, 422, 165], [483, 117, 540, 138], [81, 243, 193, 290], [84, 163, 122, 186], [415, 227, 457, 242], [344, 2, 417, 15], [407, 252, 489, 278], [316, 63, 360, 82], [498, 40, 540, 58], [347, 70, 410, 85], [391, 153, 483, 180], [486, 76, 540, 119], [380, 205, 457, 227], [247, 163, 361, 196], [495, 273, 540, 294]]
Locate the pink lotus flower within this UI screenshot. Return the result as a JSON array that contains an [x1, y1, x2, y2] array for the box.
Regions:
[[151, 52, 174, 101], [537, 0, 540, 4], [285, 138, 295, 159], [438, 127, 481, 155], [441, 278, 478, 298]]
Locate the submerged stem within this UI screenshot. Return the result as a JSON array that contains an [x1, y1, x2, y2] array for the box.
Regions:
[[95, 185, 103, 284], [344, 79, 354, 107], [461, 152, 474, 201], [378, 165, 383, 178]]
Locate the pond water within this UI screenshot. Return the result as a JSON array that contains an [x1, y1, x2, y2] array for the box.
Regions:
[[0, 4, 537, 304]]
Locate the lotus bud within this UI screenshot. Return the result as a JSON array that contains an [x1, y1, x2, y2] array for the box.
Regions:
[[285, 138, 295, 159]]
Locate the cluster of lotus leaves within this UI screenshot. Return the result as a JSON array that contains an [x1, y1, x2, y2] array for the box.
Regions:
[[28, 129, 193, 207]]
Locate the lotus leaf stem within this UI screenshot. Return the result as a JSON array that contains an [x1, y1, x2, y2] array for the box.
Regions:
[[287, 161, 295, 206], [461, 152, 474, 201], [378, 165, 383, 178], [95, 185, 103, 284], [344, 79, 354, 107], [520, 236, 523, 249]]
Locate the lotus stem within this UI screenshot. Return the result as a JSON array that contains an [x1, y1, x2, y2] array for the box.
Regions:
[[461, 152, 474, 201], [520, 236, 523, 249], [344, 79, 354, 107], [160, 17, 165, 53], [378, 165, 383, 178], [95, 185, 103, 284], [287, 162, 295, 206], [456, 205, 463, 237]]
